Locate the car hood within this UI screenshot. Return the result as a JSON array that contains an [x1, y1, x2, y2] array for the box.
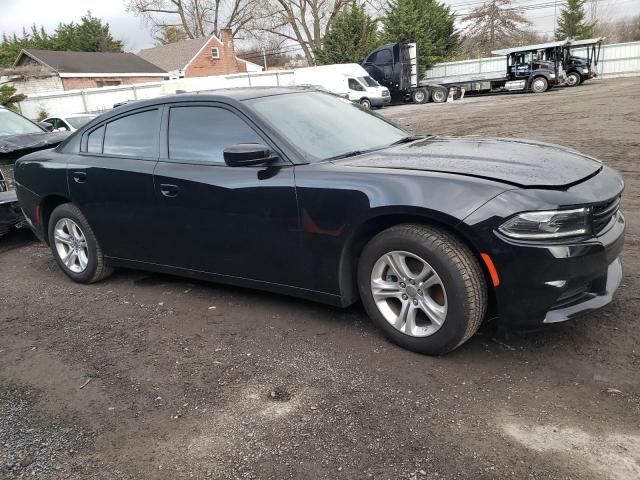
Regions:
[[339, 137, 602, 188], [0, 131, 70, 159]]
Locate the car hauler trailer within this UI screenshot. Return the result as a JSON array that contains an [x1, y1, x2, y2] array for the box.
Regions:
[[424, 40, 567, 96], [362, 43, 460, 104]]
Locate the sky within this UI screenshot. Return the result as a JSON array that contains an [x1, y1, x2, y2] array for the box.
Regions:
[[0, 0, 639, 54]]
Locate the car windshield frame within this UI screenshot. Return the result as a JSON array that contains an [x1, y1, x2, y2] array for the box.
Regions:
[[0, 108, 44, 137], [244, 91, 410, 163]]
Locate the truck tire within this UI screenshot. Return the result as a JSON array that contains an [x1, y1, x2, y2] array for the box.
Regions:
[[359, 98, 372, 109], [531, 77, 548, 93], [431, 88, 447, 103], [411, 88, 428, 104], [566, 71, 581, 87], [358, 223, 487, 355]]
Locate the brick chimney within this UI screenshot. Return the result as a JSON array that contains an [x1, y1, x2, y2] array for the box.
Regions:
[[220, 28, 241, 71]]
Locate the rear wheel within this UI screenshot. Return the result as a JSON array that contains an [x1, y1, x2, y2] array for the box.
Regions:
[[431, 87, 447, 103], [411, 88, 428, 104], [48, 203, 112, 284], [359, 98, 372, 109], [566, 71, 581, 87], [358, 224, 487, 355], [531, 77, 548, 93]]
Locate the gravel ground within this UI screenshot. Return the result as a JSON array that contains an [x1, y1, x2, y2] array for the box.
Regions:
[[1, 77, 639, 480]]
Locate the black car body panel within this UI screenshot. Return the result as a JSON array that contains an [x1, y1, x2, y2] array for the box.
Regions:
[[339, 137, 602, 188], [14, 89, 625, 331]]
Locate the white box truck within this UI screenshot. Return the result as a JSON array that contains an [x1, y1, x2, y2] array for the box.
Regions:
[[293, 63, 391, 109]]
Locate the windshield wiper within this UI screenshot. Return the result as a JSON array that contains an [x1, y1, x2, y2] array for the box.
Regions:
[[326, 150, 370, 161], [389, 135, 425, 146]]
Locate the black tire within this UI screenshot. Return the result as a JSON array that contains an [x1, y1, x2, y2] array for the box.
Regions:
[[431, 87, 447, 103], [530, 76, 548, 93], [411, 88, 428, 104], [48, 203, 113, 284], [566, 71, 581, 87], [359, 98, 372, 109], [358, 224, 487, 355]]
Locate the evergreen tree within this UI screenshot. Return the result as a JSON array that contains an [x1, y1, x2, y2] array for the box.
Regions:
[[382, 0, 457, 74], [315, 3, 380, 65], [556, 0, 594, 40], [0, 12, 123, 68], [0, 85, 26, 111]]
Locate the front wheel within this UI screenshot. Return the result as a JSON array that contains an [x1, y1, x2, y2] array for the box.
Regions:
[[48, 203, 112, 284], [358, 224, 487, 355], [565, 72, 581, 87], [359, 98, 371, 109], [531, 77, 548, 93]]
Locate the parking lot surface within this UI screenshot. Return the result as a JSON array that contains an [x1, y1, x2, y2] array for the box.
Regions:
[[1, 77, 639, 479]]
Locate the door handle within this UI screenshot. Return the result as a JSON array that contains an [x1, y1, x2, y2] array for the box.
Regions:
[[72, 172, 87, 184], [160, 183, 179, 198]]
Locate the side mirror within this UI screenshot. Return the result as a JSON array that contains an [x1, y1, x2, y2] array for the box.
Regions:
[[223, 144, 276, 167], [39, 121, 54, 132]]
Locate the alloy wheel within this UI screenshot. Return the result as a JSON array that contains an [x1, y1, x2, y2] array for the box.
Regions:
[[370, 251, 448, 337], [532, 78, 547, 92], [54, 218, 89, 273]]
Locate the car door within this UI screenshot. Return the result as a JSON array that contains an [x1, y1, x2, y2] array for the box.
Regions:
[[152, 102, 301, 286], [67, 107, 161, 262]]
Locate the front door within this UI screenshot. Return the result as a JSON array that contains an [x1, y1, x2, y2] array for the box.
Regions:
[[152, 102, 301, 286], [68, 107, 161, 262]]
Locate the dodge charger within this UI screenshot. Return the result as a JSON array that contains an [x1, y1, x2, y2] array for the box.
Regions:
[[14, 88, 625, 354]]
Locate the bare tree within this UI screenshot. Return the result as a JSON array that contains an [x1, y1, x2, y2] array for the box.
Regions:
[[460, 0, 532, 56], [126, 0, 256, 39], [251, 0, 350, 65]]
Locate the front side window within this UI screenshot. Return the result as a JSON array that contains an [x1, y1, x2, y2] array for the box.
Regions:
[[103, 109, 159, 157], [246, 91, 407, 161], [375, 49, 392, 65], [348, 78, 365, 91], [168, 106, 262, 164]]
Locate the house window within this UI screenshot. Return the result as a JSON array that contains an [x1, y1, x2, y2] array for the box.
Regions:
[[96, 80, 121, 88], [211, 47, 220, 59]]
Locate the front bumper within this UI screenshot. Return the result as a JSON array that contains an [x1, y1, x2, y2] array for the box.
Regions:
[[492, 211, 625, 330], [370, 96, 392, 107], [0, 190, 25, 237]]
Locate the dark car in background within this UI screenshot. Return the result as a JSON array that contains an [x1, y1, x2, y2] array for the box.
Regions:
[[0, 106, 69, 236], [13, 88, 625, 354]]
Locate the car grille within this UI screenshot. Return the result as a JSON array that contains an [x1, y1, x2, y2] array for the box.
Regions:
[[592, 196, 620, 234], [0, 164, 15, 192]]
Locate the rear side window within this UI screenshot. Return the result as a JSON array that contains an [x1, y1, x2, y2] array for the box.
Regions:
[[102, 109, 159, 157], [168, 106, 262, 164], [87, 126, 105, 154]]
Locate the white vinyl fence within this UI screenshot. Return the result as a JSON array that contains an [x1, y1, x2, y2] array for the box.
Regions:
[[425, 41, 640, 80], [17, 70, 295, 119]]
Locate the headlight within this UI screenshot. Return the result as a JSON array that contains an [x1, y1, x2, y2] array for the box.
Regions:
[[498, 208, 590, 240]]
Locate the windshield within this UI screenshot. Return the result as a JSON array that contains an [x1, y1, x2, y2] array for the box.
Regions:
[[0, 108, 43, 137], [66, 116, 95, 129], [359, 76, 380, 87], [246, 92, 408, 161]]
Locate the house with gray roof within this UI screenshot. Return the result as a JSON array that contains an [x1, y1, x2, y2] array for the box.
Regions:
[[3, 48, 168, 95], [138, 28, 262, 79]]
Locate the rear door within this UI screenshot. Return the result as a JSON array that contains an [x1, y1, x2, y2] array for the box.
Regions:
[[152, 102, 301, 285], [68, 107, 161, 261]]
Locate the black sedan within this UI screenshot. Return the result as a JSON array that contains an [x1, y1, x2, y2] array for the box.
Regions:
[[14, 88, 625, 355]]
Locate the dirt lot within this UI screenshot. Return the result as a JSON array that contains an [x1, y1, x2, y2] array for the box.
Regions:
[[1, 77, 639, 480]]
